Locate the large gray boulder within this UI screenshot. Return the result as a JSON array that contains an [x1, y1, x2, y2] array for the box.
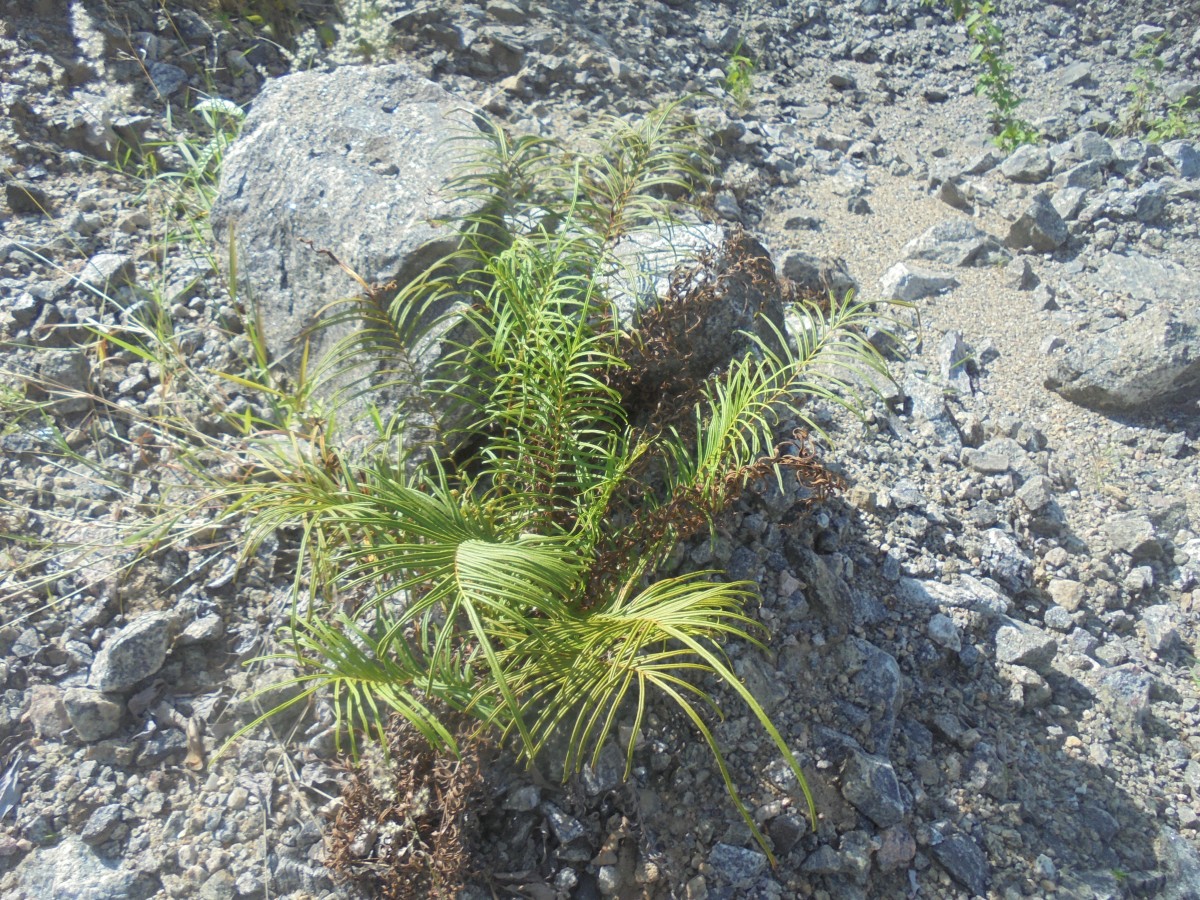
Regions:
[[1045, 304, 1200, 412], [211, 64, 792, 445], [211, 64, 479, 379], [1046, 253, 1200, 412]]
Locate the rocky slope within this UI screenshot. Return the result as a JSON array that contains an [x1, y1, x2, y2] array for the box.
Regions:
[[1, 0, 1199, 898]]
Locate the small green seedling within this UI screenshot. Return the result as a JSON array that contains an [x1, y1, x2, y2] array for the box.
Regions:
[[723, 39, 756, 110]]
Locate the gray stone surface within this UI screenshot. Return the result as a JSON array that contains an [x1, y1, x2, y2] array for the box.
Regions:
[[902, 218, 1009, 267], [1096, 665, 1155, 742], [845, 637, 902, 754], [767, 814, 805, 855], [787, 544, 856, 628], [6, 837, 157, 900], [1055, 160, 1104, 190], [211, 64, 478, 377], [902, 371, 962, 447], [1162, 140, 1199, 179], [1015, 475, 1054, 512], [801, 844, 842, 874], [1056, 60, 1093, 88], [708, 843, 768, 887], [27, 684, 68, 739], [62, 688, 122, 742], [980, 528, 1032, 594], [1105, 515, 1161, 558], [840, 750, 906, 827], [939, 330, 973, 395], [778, 248, 858, 299], [1005, 257, 1039, 290], [1141, 605, 1180, 654], [1051, 186, 1088, 221], [995, 619, 1058, 673], [77, 253, 135, 292], [1089, 251, 1198, 303], [88, 613, 173, 693], [29, 348, 91, 413], [879, 261, 958, 301], [80, 805, 124, 846], [999, 144, 1052, 183], [1072, 131, 1114, 166], [1006, 194, 1068, 253], [927, 613, 962, 652], [1047, 579, 1086, 612], [541, 803, 585, 844], [931, 832, 990, 895], [1157, 827, 1200, 900], [876, 824, 917, 872], [6, 180, 52, 215], [900, 575, 1011, 617], [1046, 304, 1200, 412]]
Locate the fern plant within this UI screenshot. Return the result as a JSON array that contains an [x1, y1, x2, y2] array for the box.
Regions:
[[209, 103, 900, 862]]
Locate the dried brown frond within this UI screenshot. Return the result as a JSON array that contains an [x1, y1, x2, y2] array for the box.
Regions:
[[326, 713, 490, 898], [606, 227, 781, 439], [586, 429, 844, 606]]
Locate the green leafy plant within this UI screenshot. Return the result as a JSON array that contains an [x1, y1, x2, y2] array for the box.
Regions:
[[723, 39, 756, 110], [7, 102, 902, 865], [218, 103, 905, 861], [209, 0, 337, 48], [1121, 33, 1167, 136], [930, 0, 1038, 150], [1120, 32, 1199, 141], [1147, 98, 1200, 141]]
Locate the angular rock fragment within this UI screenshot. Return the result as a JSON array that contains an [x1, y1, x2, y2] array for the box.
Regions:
[[840, 750, 907, 827], [1006, 194, 1068, 253], [879, 262, 958, 302], [932, 832, 990, 895], [778, 248, 858, 299], [903, 219, 1009, 268], [1046, 306, 1200, 412], [999, 144, 1052, 183], [89, 613, 173, 693], [994, 619, 1057, 673]]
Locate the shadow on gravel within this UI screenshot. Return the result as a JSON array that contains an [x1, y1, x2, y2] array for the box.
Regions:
[[609, 482, 1187, 898]]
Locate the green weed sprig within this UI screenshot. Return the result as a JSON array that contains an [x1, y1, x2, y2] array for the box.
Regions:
[[723, 39, 756, 110], [1120, 33, 1200, 141], [931, 0, 1038, 150]]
